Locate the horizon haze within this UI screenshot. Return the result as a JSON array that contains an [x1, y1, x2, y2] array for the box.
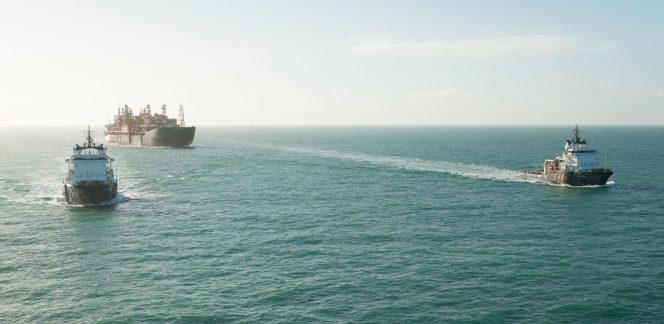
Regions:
[[1, 1, 663, 126]]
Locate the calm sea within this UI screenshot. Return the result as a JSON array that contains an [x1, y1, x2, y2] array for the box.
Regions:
[[1, 126, 663, 322]]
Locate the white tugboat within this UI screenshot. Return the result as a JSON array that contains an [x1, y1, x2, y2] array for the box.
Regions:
[[64, 126, 118, 205], [519, 125, 613, 186]]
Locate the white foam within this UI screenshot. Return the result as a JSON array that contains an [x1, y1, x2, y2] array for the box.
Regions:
[[278, 145, 528, 183], [0, 181, 135, 207]]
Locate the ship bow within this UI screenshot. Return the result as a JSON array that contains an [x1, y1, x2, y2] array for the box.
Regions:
[[65, 181, 117, 205], [565, 169, 613, 186]]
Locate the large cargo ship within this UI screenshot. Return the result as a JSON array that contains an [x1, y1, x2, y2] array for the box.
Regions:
[[105, 104, 195, 147]]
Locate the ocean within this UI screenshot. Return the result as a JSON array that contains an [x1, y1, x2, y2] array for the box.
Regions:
[[1, 126, 663, 322]]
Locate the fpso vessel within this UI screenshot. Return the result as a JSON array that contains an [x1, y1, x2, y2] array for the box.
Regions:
[[105, 104, 195, 147], [519, 125, 613, 186]]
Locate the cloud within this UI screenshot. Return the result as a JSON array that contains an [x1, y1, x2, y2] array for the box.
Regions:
[[351, 35, 615, 58], [411, 89, 472, 99], [527, 88, 610, 98], [656, 90, 664, 97], [567, 89, 607, 98]]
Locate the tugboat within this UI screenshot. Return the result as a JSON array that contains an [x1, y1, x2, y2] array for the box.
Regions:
[[64, 126, 118, 205], [105, 104, 195, 147], [519, 125, 613, 186]]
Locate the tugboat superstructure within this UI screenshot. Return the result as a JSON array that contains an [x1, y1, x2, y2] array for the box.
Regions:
[[105, 104, 195, 147], [64, 126, 118, 205], [520, 125, 613, 186]]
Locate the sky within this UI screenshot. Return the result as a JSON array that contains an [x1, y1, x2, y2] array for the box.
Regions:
[[1, 0, 663, 126]]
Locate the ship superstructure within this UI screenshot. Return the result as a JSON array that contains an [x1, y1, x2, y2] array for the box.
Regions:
[[105, 104, 195, 147], [520, 125, 613, 186], [64, 126, 118, 205]]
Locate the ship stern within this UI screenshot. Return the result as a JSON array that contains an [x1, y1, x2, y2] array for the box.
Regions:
[[142, 127, 196, 147]]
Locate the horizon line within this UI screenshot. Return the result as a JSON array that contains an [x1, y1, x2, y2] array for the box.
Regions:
[[2, 123, 664, 128]]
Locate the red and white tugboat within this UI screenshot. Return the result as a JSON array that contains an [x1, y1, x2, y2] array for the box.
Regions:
[[519, 125, 613, 186], [64, 126, 118, 205]]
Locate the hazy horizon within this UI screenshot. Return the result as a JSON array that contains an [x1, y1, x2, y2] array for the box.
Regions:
[[2, 1, 663, 126], [3, 123, 663, 128]]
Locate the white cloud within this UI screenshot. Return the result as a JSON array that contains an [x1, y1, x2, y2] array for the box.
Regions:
[[527, 88, 609, 98], [351, 35, 615, 58], [656, 90, 664, 97], [567, 89, 607, 98], [411, 89, 473, 98]]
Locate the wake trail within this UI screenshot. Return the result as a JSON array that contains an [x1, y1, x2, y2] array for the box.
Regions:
[[231, 140, 530, 183], [282, 146, 528, 183]]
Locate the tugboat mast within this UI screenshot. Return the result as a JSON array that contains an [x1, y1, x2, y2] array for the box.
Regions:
[[571, 124, 586, 144], [573, 124, 580, 144], [86, 124, 94, 147]]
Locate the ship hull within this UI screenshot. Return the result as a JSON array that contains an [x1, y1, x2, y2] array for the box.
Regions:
[[563, 169, 613, 186], [105, 126, 195, 147], [519, 168, 613, 186], [64, 181, 117, 205]]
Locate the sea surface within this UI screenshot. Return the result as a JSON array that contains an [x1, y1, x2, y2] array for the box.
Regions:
[[1, 126, 663, 323]]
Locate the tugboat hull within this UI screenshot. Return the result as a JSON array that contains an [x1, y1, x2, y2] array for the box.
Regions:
[[519, 168, 613, 186], [105, 126, 196, 147], [563, 169, 613, 186], [64, 181, 117, 205]]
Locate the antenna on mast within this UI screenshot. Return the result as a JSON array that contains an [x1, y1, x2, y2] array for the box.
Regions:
[[85, 124, 94, 146], [178, 104, 186, 127], [573, 124, 580, 143], [572, 124, 586, 144]]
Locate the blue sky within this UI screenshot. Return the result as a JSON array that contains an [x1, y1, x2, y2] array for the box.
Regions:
[[1, 0, 662, 125]]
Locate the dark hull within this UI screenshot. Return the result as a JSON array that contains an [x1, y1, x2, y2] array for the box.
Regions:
[[519, 168, 613, 186], [105, 126, 195, 147], [64, 181, 117, 205], [563, 169, 613, 186]]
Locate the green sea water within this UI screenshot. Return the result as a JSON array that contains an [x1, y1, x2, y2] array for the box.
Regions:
[[1, 126, 663, 322]]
